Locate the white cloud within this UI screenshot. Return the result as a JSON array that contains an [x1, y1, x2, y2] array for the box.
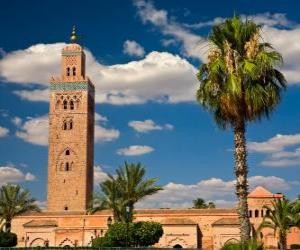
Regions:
[[35, 200, 47, 209], [94, 166, 109, 184], [123, 40, 145, 57], [0, 165, 36, 186], [117, 145, 154, 156], [128, 119, 173, 133], [249, 133, 300, 167], [0, 126, 9, 137], [16, 115, 48, 146], [248, 134, 300, 153], [11, 116, 22, 127], [137, 175, 296, 208], [134, 0, 207, 61], [0, 43, 198, 105], [14, 88, 49, 102], [16, 113, 119, 146], [94, 125, 120, 143]]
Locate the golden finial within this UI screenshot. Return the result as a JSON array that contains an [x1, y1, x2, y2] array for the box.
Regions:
[[70, 25, 78, 43]]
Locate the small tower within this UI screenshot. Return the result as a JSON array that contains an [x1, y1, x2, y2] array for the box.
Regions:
[[47, 27, 95, 212]]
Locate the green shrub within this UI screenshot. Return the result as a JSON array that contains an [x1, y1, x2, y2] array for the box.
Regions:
[[222, 240, 263, 250], [291, 244, 300, 249], [91, 236, 112, 247], [0, 231, 17, 247], [92, 221, 163, 247]]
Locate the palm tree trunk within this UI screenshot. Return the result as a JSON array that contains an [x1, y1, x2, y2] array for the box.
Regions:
[[5, 219, 11, 232], [234, 120, 251, 242], [279, 232, 287, 250]]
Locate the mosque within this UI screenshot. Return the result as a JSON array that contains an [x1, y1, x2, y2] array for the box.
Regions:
[[11, 29, 300, 249]]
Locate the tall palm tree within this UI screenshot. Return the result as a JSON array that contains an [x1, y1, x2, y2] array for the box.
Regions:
[[0, 184, 40, 232], [116, 162, 163, 222], [197, 16, 286, 241], [90, 162, 162, 222], [260, 198, 294, 250]]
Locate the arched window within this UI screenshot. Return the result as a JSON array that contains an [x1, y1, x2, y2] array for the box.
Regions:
[[255, 210, 259, 218], [266, 209, 271, 216], [64, 206, 68, 211], [70, 101, 74, 110], [65, 150, 70, 156], [63, 121, 68, 130], [63, 100, 68, 110], [65, 162, 69, 171], [261, 210, 264, 217], [69, 121, 73, 130], [249, 210, 252, 218], [72, 67, 76, 76], [66, 67, 70, 76]]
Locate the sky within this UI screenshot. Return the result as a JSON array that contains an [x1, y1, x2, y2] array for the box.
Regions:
[[1, 0, 300, 209]]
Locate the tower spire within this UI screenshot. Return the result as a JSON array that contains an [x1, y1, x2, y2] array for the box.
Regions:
[[70, 25, 78, 43]]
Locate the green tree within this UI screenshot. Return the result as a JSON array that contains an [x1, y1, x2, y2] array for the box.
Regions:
[[193, 198, 215, 209], [197, 16, 286, 241], [0, 184, 40, 232], [116, 162, 163, 222], [134, 221, 163, 246], [90, 162, 162, 222], [260, 198, 294, 250], [0, 231, 17, 247], [92, 221, 163, 247]]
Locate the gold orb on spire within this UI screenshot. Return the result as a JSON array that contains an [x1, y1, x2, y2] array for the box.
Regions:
[[70, 25, 78, 43]]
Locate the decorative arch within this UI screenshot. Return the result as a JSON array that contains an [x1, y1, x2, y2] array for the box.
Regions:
[[224, 238, 239, 245], [30, 237, 46, 247], [59, 238, 75, 247], [167, 237, 188, 249]]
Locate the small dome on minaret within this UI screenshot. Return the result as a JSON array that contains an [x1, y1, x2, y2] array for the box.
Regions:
[[70, 25, 78, 43]]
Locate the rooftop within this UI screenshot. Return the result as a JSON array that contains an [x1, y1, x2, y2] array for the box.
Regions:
[[248, 186, 283, 198]]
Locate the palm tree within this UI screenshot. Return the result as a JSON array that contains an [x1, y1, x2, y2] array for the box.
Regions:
[[116, 162, 163, 222], [197, 16, 286, 241], [0, 184, 40, 232], [193, 198, 208, 208], [90, 162, 162, 222], [259, 198, 295, 250]]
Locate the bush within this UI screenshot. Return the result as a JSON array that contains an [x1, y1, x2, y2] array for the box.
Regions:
[[134, 221, 163, 246], [0, 231, 17, 247], [91, 236, 112, 248], [222, 240, 263, 250], [92, 221, 163, 247], [291, 244, 300, 249]]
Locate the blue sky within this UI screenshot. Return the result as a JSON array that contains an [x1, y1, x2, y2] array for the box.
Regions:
[[1, 0, 300, 208]]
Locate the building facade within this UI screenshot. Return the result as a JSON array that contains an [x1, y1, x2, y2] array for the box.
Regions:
[[11, 33, 300, 249], [47, 33, 94, 212]]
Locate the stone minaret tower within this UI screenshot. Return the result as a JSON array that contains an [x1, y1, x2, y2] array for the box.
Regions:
[[47, 27, 94, 212]]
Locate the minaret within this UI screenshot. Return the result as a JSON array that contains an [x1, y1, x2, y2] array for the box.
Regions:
[[47, 27, 94, 212]]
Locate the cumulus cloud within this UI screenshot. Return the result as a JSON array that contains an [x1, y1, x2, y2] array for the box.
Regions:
[[16, 115, 49, 146], [16, 113, 119, 146], [94, 166, 109, 184], [134, 0, 207, 61], [123, 40, 145, 57], [0, 126, 9, 137], [11, 116, 22, 126], [0, 43, 198, 105], [128, 119, 173, 133], [137, 175, 296, 208], [117, 145, 154, 156], [249, 133, 300, 167], [0, 165, 36, 186], [94, 125, 120, 143]]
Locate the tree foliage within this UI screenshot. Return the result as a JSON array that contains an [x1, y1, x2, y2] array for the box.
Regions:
[[89, 162, 162, 222], [222, 239, 263, 250], [193, 198, 216, 209], [92, 221, 163, 247], [196, 15, 286, 241], [0, 184, 40, 232], [0, 231, 17, 247], [259, 198, 300, 250]]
